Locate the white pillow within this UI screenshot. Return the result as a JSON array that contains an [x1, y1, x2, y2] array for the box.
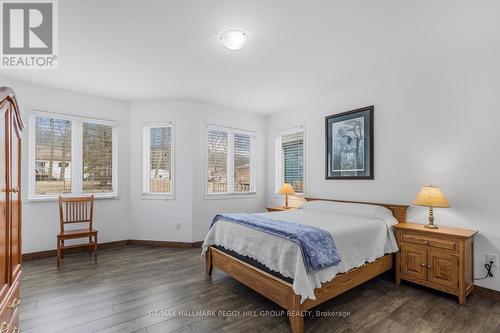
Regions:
[[298, 200, 398, 225]]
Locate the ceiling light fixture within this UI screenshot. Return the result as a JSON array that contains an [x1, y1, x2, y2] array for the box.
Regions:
[[219, 29, 247, 50]]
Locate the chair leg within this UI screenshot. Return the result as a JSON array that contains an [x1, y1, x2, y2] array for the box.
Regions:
[[89, 237, 92, 255], [94, 233, 98, 260], [56, 239, 61, 268], [61, 240, 64, 258]]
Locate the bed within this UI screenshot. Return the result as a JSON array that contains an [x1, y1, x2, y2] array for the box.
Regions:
[[203, 198, 408, 333]]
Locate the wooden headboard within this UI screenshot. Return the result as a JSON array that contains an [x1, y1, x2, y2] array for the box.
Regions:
[[305, 197, 409, 224]]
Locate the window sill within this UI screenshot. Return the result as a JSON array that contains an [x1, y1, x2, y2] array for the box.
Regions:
[[26, 194, 119, 203], [205, 192, 257, 200], [141, 193, 175, 201]]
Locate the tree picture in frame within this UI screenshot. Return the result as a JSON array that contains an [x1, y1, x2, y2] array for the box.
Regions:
[[325, 106, 374, 179]]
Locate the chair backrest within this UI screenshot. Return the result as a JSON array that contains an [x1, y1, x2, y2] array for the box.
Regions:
[[58, 195, 94, 233]]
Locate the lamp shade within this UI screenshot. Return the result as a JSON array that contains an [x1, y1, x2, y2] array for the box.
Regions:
[[413, 185, 450, 208], [277, 183, 295, 195]]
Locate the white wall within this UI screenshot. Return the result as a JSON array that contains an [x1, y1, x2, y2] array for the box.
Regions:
[[0, 78, 267, 252], [128, 100, 267, 243], [0, 77, 132, 253], [265, 24, 500, 291]]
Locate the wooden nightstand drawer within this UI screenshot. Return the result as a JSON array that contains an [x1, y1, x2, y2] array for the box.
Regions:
[[402, 233, 457, 252]]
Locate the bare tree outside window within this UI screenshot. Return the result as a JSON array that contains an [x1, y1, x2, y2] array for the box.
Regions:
[[82, 123, 113, 193], [207, 127, 255, 195], [207, 130, 227, 193], [35, 116, 71, 194]]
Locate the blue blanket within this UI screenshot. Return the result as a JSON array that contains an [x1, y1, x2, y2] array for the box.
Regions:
[[211, 213, 341, 273]]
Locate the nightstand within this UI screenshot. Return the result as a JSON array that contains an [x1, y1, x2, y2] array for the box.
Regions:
[[393, 222, 477, 305], [266, 206, 296, 212]]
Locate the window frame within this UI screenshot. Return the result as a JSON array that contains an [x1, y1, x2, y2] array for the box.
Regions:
[[275, 125, 306, 197], [28, 110, 119, 201], [141, 121, 175, 200], [205, 123, 257, 199]]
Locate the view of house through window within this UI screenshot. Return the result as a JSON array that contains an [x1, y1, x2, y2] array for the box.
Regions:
[[278, 130, 304, 194], [35, 117, 72, 194], [207, 126, 254, 194], [31, 114, 117, 198]]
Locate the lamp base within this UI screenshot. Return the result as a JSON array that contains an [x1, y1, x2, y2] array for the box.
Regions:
[[425, 207, 439, 229]]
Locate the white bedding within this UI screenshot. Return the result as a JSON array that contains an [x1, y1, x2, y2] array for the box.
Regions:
[[202, 201, 399, 303]]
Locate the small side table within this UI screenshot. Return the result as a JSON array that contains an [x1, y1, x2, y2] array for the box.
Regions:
[[393, 222, 477, 305]]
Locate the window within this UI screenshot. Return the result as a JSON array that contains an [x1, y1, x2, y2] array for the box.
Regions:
[[142, 123, 174, 198], [83, 123, 113, 193], [276, 128, 304, 194], [207, 129, 227, 193], [29, 112, 118, 200], [34, 117, 71, 194], [207, 124, 255, 196], [234, 133, 251, 192]]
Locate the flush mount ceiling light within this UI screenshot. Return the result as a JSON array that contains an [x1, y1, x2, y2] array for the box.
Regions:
[[219, 29, 247, 50]]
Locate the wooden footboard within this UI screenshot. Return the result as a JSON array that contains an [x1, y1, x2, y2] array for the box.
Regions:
[[206, 246, 393, 333]]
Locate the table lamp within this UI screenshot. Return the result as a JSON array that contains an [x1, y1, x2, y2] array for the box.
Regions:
[[278, 183, 295, 209], [413, 185, 450, 229]]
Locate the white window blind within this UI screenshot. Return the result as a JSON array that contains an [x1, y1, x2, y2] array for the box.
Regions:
[[234, 133, 251, 192], [29, 112, 118, 200], [82, 123, 113, 193], [278, 130, 304, 194], [207, 125, 255, 195], [34, 116, 72, 194], [143, 123, 174, 196]]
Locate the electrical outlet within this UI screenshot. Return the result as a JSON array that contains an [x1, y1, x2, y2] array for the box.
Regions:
[[486, 254, 498, 267], [176, 223, 181, 230]]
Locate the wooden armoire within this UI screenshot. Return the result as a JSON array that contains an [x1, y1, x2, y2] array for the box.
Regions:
[[0, 87, 23, 332]]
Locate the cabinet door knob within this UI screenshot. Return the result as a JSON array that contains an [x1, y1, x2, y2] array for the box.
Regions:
[[11, 187, 19, 193], [421, 263, 426, 267], [427, 264, 432, 269], [7, 298, 20, 309], [423, 240, 429, 245]]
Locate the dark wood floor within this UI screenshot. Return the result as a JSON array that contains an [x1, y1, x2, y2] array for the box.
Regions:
[[20, 245, 500, 333]]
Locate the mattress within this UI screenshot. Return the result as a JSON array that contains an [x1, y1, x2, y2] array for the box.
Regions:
[[202, 200, 399, 302]]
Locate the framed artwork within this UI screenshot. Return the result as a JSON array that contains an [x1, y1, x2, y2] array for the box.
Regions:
[[325, 106, 374, 179]]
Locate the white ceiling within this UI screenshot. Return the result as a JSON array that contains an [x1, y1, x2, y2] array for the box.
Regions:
[[1, 0, 497, 113]]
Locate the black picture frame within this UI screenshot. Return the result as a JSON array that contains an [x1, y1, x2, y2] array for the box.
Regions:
[[325, 106, 374, 179]]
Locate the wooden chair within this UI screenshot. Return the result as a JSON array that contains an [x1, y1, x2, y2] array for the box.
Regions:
[[57, 195, 97, 267]]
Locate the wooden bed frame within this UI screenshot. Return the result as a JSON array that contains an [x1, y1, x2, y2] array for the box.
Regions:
[[205, 198, 409, 333]]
